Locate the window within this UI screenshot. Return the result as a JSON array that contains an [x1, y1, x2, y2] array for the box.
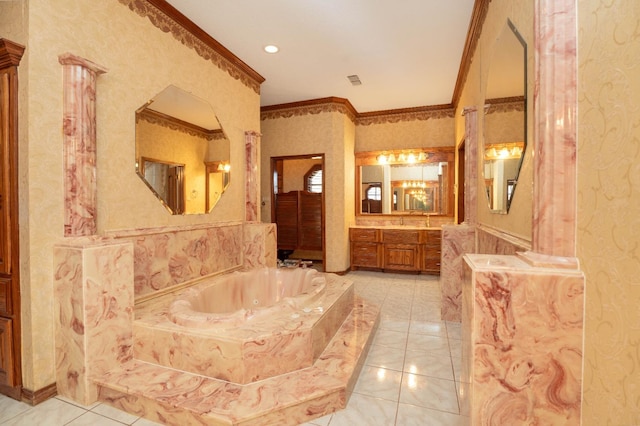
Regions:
[[366, 185, 381, 200], [305, 165, 323, 193]]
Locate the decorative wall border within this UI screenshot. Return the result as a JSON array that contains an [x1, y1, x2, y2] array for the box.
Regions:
[[260, 97, 358, 123], [260, 97, 454, 125], [485, 96, 525, 114], [119, 0, 264, 94]]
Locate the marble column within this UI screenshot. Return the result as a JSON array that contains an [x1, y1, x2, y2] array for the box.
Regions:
[[530, 0, 577, 258], [463, 106, 479, 225], [58, 53, 107, 237], [244, 131, 261, 222]]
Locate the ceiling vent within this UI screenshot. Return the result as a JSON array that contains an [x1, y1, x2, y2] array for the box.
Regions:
[[347, 75, 362, 86]]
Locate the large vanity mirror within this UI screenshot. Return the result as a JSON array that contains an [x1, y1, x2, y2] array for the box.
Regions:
[[483, 19, 527, 213], [356, 148, 455, 216], [135, 85, 230, 215]]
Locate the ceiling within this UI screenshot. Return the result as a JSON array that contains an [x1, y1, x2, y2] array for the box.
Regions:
[[165, 0, 476, 113]]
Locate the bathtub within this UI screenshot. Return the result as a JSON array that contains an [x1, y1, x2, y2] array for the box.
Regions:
[[134, 267, 355, 383], [168, 267, 326, 327]]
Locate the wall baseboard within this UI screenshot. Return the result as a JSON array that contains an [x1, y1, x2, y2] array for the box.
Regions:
[[21, 382, 57, 406]]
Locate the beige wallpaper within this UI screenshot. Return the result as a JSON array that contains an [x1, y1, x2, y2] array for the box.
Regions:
[[355, 115, 455, 152], [13, 0, 259, 390], [578, 0, 640, 423], [260, 111, 355, 272], [455, 0, 534, 242]]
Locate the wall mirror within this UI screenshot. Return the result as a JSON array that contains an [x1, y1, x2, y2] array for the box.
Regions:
[[483, 19, 527, 213], [356, 147, 455, 216], [135, 85, 230, 214]]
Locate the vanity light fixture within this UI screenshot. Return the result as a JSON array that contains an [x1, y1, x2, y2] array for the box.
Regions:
[[264, 45, 279, 54]]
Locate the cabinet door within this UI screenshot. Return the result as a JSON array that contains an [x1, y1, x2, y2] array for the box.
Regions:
[[421, 230, 442, 274], [351, 242, 381, 268], [0, 318, 14, 387], [384, 244, 419, 271]]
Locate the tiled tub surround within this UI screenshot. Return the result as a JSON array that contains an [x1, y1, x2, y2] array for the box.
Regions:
[[461, 254, 584, 425], [54, 222, 379, 425], [133, 268, 356, 384]]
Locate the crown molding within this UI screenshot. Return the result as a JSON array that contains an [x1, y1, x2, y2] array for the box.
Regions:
[[137, 108, 225, 141], [261, 98, 455, 126], [451, 0, 492, 108], [261, 97, 358, 123], [119, 0, 265, 94]]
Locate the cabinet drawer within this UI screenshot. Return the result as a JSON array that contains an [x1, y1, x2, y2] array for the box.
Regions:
[[351, 242, 380, 268], [0, 278, 10, 316], [350, 228, 380, 242], [383, 230, 420, 244], [421, 230, 442, 245]]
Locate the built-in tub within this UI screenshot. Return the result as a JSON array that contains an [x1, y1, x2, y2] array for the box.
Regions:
[[134, 267, 355, 384], [168, 267, 326, 327]]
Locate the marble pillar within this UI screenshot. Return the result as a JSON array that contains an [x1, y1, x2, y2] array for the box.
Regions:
[[58, 53, 107, 237], [245, 131, 261, 222], [530, 0, 577, 258]]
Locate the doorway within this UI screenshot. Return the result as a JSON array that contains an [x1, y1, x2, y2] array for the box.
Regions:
[[271, 154, 325, 271]]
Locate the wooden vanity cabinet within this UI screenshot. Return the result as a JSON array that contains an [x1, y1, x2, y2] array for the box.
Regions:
[[421, 230, 442, 274], [382, 229, 421, 272], [350, 227, 442, 274], [350, 228, 382, 269]]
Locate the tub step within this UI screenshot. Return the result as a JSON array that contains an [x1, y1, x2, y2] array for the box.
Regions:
[[94, 299, 379, 426]]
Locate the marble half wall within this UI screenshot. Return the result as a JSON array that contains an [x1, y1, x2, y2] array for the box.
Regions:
[[104, 221, 276, 300], [461, 254, 584, 425], [54, 240, 134, 405], [440, 224, 532, 322]]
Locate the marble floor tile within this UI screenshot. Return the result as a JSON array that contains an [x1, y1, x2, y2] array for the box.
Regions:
[[66, 411, 125, 426], [365, 343, 407, 371], [399, 374, 460, 415], [0, 397, 87, 426], [378, 317, 411, 333], [329, 393, 398, 426], [403, 350, 455, 381], [91, 402, 141, 424], [409, 320, 448, 337], [0, 395, 32, 423], [353, 365, 403, 401], [371, 328, 409, 349], [405, 334, 451, 356], [396, 403, 465, 426]]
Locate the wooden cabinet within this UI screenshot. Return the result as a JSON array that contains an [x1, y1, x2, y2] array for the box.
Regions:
[[421, 230, 442, 274], [0, 318, 14, 388], [350, 228, 382, 269], [350, 227, 442, 274]]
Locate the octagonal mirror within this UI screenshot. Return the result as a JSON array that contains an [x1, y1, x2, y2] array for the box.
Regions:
[[135, 85, 230, 214], [483, 19, 527, 213]]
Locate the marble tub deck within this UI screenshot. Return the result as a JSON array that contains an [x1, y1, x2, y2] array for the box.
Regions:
[[93, 297, 380, 425]]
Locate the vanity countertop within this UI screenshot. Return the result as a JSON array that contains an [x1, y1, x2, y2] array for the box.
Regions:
[[350, 225, 442, 231]]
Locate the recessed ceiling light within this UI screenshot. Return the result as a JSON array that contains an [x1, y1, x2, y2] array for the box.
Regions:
[[264, 45, 279, 54]]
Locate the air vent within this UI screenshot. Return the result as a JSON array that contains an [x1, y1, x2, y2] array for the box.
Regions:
[[347, 75, 362, 86]]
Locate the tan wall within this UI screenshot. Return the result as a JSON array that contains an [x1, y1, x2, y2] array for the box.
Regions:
[[282, 158, 322, 193], [455, 0, 534, 242], [9, 0, 259, 391], [355, 115, 454, 152], [578, 0, 640, 423], [260, 111, 354, 272]]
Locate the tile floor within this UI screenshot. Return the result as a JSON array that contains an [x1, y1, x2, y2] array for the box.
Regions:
[[0, 271, 465, 426]]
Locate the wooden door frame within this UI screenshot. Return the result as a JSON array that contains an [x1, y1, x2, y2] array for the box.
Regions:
[[0, 39, 24, 400], [270, 154, 325, 265]]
